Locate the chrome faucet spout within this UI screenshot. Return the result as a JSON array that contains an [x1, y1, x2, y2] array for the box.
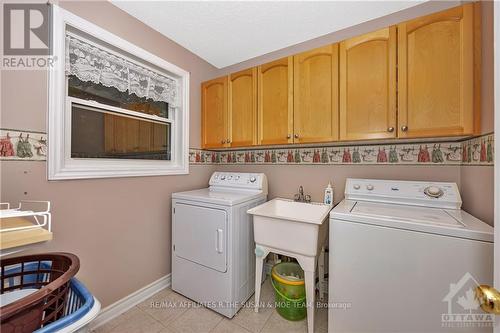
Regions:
[[294, 185, 311, 203]]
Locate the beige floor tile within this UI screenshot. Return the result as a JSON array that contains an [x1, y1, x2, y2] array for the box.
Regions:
[[259, 278, 276, 302], [138, 288, 191, 325], [167, 306, 223, 333], [260, 305, 328, 333], [211, 319, 252, 333], [158, 326, 177, 333], [94, 306, 164, 333], [93, 278, 329, 333], [92, 307, 147, 332], [260, 311, 308, 333], [230, 297, 274, 333], [230, 278, 276, 333]]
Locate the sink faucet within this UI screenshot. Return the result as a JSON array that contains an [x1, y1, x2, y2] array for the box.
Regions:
[[294, 185, 311, 203]]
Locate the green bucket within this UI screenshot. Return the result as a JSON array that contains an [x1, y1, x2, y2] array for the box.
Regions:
[[271, 278, 307, 321], [271, 262, 307, 321]]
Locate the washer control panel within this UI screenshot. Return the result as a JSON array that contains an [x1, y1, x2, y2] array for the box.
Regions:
[[209, 172, 268, 193], [345, 178, 461, 209]]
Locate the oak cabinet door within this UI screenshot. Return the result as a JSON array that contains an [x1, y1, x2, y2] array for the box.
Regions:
[[104, 114, 115, 153], [258, 57, 293, 145], [340, 27, 397, 140], [202, 76, 228, 149], [293, 45, 339, 143], [229, 68, 257, 147], [398, 4, 474, 138], [138, 122, 152, 152]]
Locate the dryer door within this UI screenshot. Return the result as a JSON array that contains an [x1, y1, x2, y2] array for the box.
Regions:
[[173, 203, 227, 273]]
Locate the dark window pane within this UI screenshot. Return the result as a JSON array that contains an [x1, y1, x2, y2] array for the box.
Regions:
[[68, 75, 169, 118], [71, 104, 171, 160]]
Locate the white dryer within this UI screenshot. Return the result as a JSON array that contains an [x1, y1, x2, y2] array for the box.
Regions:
[[172, 172, 268, 318], [329, 178, 494, 333]]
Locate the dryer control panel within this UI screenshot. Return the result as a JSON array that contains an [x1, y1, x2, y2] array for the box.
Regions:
[[209, 172, 268, 194], [345, 178, 462, 210]]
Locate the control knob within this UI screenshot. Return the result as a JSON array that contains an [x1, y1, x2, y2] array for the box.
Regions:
[[353, 184, 360, 190], [424, 186, 443, 198], [220, 175, 226, 180], [249, 176, 257, 183], [366, 184, 374, 191]]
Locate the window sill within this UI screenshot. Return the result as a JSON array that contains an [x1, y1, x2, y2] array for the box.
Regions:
[[49, 165, 189, 180]]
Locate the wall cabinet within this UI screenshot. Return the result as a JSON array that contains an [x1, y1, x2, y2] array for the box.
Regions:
[[202, 76, 228, 149], [257, 57, 293, 145], [398, 4, 475, 138], [103, 116, 168, 154], [200, 4, 480, 149], [340, 27, 397, 140], [229, 68, 257, 147], [293, 45, 339, 143]]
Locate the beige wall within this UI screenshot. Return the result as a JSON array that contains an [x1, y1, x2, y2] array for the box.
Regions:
[[0, 0, 494, 310], [460, 166, 495, 224], [0, 0, 218, 307], [217, 164, 462, 206]]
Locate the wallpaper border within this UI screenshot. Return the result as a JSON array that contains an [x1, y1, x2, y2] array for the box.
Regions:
[[0, 128, 493, 167], [189, 133, 494, 167], [0, 128, 47, 161]]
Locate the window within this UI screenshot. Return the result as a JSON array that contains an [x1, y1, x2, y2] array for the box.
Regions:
[[48, 6, 189, 180]]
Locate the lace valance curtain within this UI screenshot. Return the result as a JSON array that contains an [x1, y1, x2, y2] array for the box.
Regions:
[[65, 34, 179, 107]]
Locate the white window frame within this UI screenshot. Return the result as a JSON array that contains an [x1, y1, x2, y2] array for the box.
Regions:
[[48, 5, 189, 180]]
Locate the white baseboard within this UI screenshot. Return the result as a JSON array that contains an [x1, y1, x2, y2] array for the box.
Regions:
[[89, 274, 171, 330]]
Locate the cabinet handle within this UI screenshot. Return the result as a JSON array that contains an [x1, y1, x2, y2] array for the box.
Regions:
[[294, 134, 299, 139], [221, 140, 226, 144], [401, 126, 408, 132], [227, 139, 231, 144], [287, 134, 291, 139], [387, 127, 394, 133]]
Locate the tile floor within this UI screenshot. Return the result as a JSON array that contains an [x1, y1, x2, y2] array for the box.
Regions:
[[93, 278, 328, 333]]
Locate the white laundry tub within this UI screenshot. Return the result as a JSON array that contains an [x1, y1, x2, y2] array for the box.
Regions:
[[247, 198, 331, 257]]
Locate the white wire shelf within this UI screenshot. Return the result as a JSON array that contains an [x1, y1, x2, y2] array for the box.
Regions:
[[0, 201, 51, 233]]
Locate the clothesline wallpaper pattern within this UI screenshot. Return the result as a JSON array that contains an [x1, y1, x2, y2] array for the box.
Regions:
[[0, 128, 493, 166], [189, 133, 494, 166], [0, 129, 46, 161]]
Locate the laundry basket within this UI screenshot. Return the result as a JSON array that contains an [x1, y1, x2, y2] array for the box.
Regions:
[[35, 278, 101, 333], [0, 253, 80, 333]]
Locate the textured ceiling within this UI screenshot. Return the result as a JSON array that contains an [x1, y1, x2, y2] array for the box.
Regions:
[[112, 1, 427, 69]]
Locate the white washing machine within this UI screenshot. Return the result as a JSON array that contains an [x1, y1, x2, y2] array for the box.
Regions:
[[172, 172, 268, 318], [329, 178, 494, 333]]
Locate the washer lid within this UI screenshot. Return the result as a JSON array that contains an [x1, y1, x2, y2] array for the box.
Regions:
[[351, 201, 463, 228], [172, 188, 265, 206], [330, 200, 494, 242]]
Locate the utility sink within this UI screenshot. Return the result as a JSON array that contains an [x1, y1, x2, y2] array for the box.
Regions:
[[247, 198, 332, 257]]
